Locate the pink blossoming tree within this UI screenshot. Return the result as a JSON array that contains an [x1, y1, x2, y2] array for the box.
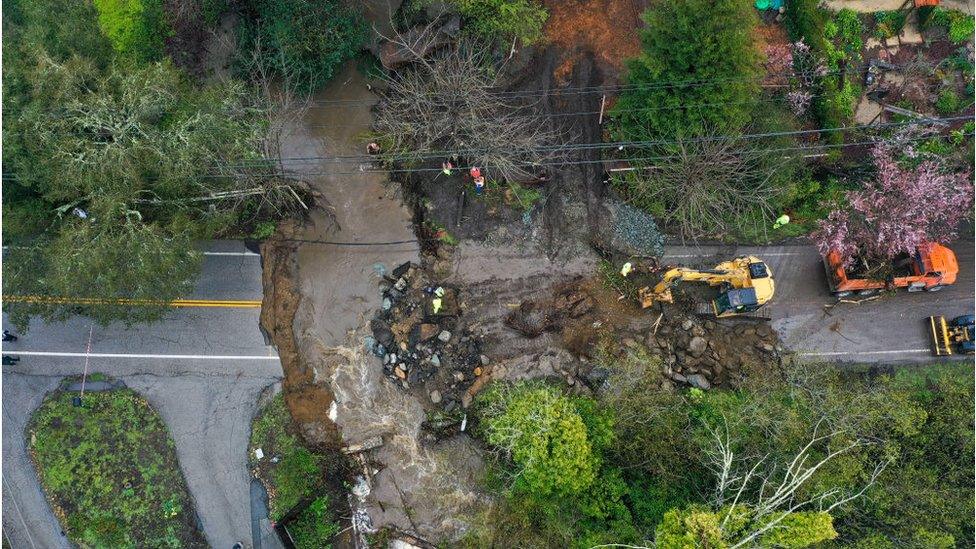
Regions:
[[813, 144, 973, 266]]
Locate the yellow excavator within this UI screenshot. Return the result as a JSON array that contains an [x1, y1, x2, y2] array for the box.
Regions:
[[638, 256, 775, 317]]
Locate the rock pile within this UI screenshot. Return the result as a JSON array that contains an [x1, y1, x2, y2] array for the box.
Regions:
[[645, 316, 781, 390], [368, 262, 489, 414]]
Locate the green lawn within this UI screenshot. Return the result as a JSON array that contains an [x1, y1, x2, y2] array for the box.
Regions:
[[29, 387, 206, 548]]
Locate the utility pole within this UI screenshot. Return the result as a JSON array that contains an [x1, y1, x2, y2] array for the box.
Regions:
[[74, 325, 93, 407]]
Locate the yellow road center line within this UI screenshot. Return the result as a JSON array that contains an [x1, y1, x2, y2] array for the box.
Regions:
[[2, 295, 262, 308]]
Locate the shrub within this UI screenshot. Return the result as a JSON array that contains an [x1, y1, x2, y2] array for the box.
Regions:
[[835, 80, 861, 119], [929, 8, 975, 44], [236, 0, 368, 91], [92, 0, 169, 61], [477, 382, 604, 497], [874, 10, 907, 40], [448, 0, 549, 45], [288, 496, 340, 548], [935, 88, 961, 114]]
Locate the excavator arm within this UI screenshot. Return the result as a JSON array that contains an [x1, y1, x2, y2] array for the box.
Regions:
[[639, 268, 731, 308], [636, 256, 774, 316]]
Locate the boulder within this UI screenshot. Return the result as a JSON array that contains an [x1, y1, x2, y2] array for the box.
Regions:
[[371, 319, 395, 349], [687, 374, 711, 390], [438, 330, 452, 343], [429, 390, 442, 404], [418, 323, 440, 341], [688, 336, 708, 356]]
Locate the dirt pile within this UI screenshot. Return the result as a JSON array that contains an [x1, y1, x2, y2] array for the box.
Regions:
[[368, 261, 492, 415], [541, 0, 646, 85], [502, 276, 783, 390]]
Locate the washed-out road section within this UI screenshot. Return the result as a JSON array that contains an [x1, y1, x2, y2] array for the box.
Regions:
[[2, 240, 283, 549]]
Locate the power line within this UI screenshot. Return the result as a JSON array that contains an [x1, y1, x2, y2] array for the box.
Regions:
[[244, 133, 974, 178], [176, 115, 976, 171], [2, 116, 968, 182], [298, 93, 827, 127], [295, 60, 919, 107]]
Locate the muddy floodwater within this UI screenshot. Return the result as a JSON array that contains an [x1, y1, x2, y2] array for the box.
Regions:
[[281, 62, 419, 347]]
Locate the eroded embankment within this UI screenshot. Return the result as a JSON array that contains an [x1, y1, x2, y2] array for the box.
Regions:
[[259, 223, 340, 447]]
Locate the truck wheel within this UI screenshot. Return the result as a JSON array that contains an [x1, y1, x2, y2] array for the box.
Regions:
[[833, 291, 853, 298], [925, 285, 944, 292]]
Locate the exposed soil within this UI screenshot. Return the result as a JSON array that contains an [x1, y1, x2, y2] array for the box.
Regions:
[[259, 222, 341, 448], [541, 0, 647, 86]]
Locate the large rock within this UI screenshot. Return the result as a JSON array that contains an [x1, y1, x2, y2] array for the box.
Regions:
[[371, 319, 395, 349], [687, 374, 711, 390], [688, 336, 708, 356], [418, 323, 440, 342]]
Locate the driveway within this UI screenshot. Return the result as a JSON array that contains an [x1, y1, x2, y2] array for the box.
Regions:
[[661, 241, 975, 363], [2, 240, 283, 549]]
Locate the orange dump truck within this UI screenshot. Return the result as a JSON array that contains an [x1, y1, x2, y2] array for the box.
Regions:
[[824, 242, 959, 297]]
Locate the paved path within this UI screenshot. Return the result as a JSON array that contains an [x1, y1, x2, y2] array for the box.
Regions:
[[661, 241, 975, 363], [2, 240, 283, 549]]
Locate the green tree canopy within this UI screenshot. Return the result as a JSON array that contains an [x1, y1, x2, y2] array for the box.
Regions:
[[612, 0, 762, 142], [92, 0, 169, 61], [236, 0, 367, 92], [2, 0, 292, 328], [477, 382, 607, 497], [655, 505, 837, 549]]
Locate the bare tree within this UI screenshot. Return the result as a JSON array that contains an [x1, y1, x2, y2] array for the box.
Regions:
[[620, 129, 797, 241], [703, 416, 888, 549], [372, 21, 561, 182]]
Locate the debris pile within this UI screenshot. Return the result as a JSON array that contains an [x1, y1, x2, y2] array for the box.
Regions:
[[645, 317, 781, 390], [504, 280, 595, 338], [500, 277, 783, 391], [368, 262, 489, 413]]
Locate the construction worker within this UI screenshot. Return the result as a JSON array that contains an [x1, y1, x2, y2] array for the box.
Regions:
[[442, 161, 454, 176], [366, 142, 381, 155], [773, 214, 791, 229], [474, 176, 485, 195], [620, 262, 634, 277]]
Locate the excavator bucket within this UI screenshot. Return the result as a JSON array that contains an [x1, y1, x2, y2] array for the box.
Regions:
[[639, 287, 673, 308], [928, 316, 952, 356]]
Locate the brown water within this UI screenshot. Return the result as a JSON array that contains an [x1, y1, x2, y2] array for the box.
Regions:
[[281, 62, 419, 347]]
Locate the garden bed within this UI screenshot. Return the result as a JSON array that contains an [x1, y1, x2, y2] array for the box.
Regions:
[[28, 384, 206, 548]]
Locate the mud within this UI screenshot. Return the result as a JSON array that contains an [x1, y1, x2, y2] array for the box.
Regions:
[[263, 29, 485, 544]]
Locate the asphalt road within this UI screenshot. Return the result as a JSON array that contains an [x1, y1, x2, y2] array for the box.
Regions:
[[662, 241, 975, 363], [2, 240, 283, 549]]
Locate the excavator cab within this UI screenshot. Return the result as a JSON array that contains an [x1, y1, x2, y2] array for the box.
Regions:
[[713, 287, 761, 316]]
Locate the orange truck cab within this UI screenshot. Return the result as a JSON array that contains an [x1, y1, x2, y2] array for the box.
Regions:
[[824, 242, 959, 297]]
